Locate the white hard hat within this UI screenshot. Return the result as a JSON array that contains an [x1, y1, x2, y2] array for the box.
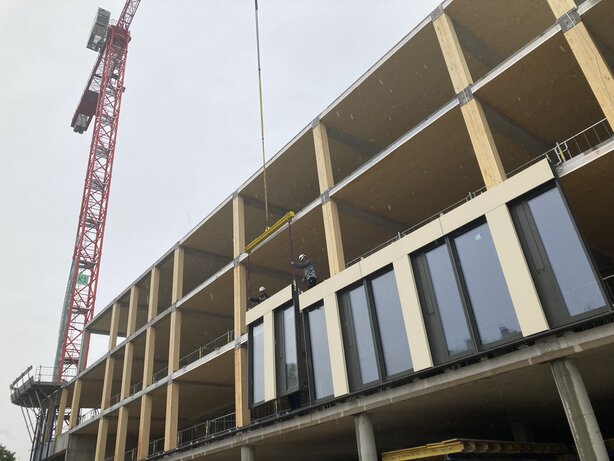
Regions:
[[299, 254, 306, 260], [259, 286, 266, 292]]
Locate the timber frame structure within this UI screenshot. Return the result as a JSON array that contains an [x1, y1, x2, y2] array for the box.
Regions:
[[37, 1, 614, 460]]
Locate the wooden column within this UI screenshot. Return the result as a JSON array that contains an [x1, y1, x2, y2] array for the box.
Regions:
[[100, 357, 115, 410], [313, 122, 345, 275], [137, 267, 159, 458], [164, 249, 184, 451], [108, 302, 120, 350], [233, 195, 250, 427], [68, 379, 82, 429], [548, 0, 614, 128], [55, 388, 68, 436], [114, 407, 130, 460], [434, 13, 506, 189], [93, 417, 109, 461]]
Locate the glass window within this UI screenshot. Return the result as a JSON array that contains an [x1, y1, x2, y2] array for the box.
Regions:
[[454, 223, 521, 345], [371, 271, 412, 376], [251, 322, 264, 405], [425, 244, 472, 356], [528, 188, 605, 316], [276, 305, 299, 395], [307, 305, 333, 400], [342, 286, 379, 387]]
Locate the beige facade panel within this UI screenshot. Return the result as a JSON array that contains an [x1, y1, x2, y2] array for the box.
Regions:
[[486, 205, 549, 336], [392, 256, 433, 372], [323, 293, 349, 397]]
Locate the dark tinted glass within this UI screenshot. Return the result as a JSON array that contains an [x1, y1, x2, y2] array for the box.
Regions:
[[252, 322, 264, 404], [281, 307, 299, 393], [455, 223, 520, 345], [528, 188, 605, 315], [347, 286, 379, 384], [425, 245, 472, 355], [308, 306, 334, 399], [371, 271, 412, 375]]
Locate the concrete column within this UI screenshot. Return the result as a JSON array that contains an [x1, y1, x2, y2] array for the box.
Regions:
[[233, 194, 250, 427], [548, 0, 614, 129], [433, 12, 506, 189], [551, 358, 608, 461], [93, 417, 109, 461], [55, 388, 68, 436], [354, 413, 377, 461], [68, 379, 82, 429], [241, 445, 256, 461], [313, 122, 346, 275]]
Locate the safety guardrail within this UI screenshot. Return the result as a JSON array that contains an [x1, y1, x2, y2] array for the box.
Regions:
[[178, 330, 235, 369]]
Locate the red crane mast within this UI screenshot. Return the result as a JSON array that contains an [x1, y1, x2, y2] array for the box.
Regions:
[[55, 0, 142, 382]]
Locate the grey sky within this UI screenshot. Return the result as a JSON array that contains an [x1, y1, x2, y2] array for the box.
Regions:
[[0, 1, 440, 458]]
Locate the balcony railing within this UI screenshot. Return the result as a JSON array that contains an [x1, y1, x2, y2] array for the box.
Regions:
[[148, 436, 165, 457], [179, 330, 235, 369], [152, 367, 168, 383], [79, 407, 100, 424], [177, 412, 236, 447]]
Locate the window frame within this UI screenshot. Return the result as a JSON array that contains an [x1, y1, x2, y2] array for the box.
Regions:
[[303, 302, 335, 404], [510, 183, 610, 327], [275, 301, 300, 398], [339, 266, 414, 392], [413, 219, 523, 365], [248, 319, 265, 408]]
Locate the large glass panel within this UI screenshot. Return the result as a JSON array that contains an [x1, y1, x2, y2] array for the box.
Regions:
[[455, 223, 521, 345], [425, 245, 472, 356], [371, 271, 412, 375], [308, 306, 334, 399], [528, 188, 605, 316], [279, 306, 299, 394], [346, 286, 379, 385], [251, 322, 264, 405]]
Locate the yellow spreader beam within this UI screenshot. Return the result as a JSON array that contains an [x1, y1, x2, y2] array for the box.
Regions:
[[244, 211, 295, 254]]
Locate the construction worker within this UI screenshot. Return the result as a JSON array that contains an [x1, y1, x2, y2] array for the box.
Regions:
[[250, 286, 268, 306], [292, 254, 318, 289]]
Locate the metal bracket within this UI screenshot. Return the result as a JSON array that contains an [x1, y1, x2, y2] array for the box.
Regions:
[[430, 5, 444, 22], [558, 8, 581, 33], [311, 117, 320, 129], [457, 86, 474, 106], [321, 190, 330, 205]]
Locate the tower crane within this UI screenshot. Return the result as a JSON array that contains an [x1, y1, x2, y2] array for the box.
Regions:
[[10, 2, 143, 459], [57, 0, 141, 382]]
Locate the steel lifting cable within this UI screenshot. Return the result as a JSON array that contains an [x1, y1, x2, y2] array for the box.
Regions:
[[254, 0, 269, 225]]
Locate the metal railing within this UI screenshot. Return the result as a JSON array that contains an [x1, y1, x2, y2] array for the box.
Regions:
[[79, 407, 100, 423], [124, 448, 137, 461], [110, 393, 121, 406], [130, 380, 143, 395], [346, 186, 486, 268], [152, 367, 168, 383], [148, 437, 165, 457], [176, 412, 236, 447], [178, 330, 235, 369]]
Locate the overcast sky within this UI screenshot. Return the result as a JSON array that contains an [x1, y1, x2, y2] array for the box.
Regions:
[[0, 1, 440, 458]]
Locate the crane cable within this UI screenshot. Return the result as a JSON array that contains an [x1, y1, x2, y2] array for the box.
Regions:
[[254, 0, 269, 225]]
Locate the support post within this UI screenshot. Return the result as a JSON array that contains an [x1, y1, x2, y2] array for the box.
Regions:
[[164, 383, 180, 451], [100, 357, 115, 410], [550, 358, 608, 461], [68, 379, 82, 429], [233, 195, 250, 427], [137, 395, 153, 459], [108, 302, 120, 350], [313, 122, 346, 275], [241, 445, 256, 461], [548, 0, 614, 129], [55, 388, 68, 436], [93, 417, 109, 461], [114, 407, 130, 460], [355, 413, 377, 461], [433, 13, 506, 189]]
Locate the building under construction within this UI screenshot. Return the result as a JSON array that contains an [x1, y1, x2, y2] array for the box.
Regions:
[[11, 0, 614, 460]]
